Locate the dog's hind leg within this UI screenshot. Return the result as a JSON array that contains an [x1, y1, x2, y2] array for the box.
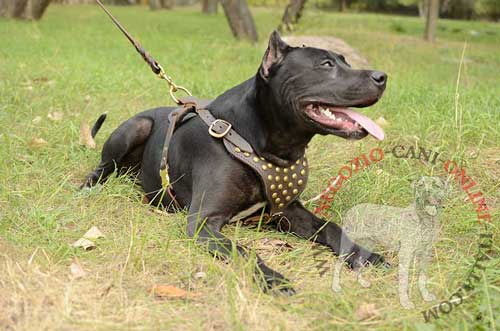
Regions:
[[416, 250, 436, 302], [81, 116, 153, 189]]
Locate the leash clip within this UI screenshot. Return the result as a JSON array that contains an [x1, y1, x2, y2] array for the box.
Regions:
[[208, 119, 232, 138], [157, 64, 192, 105]]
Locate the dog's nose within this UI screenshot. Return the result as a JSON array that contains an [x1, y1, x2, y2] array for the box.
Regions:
[[370, 71, 387, 87]]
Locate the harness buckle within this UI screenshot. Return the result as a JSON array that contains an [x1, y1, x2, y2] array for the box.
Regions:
[[208, 119, 232, 138]]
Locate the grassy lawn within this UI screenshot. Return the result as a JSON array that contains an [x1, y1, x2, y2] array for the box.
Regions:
[[1, 5, 499, 331]]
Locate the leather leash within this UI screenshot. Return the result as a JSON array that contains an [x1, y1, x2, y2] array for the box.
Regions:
[[95, 0, 191, 105]]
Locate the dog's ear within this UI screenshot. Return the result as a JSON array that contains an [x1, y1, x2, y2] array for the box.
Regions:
[[259, 31, 290, 81]]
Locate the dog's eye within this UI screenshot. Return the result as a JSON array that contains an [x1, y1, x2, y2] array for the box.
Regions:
[[321, 60, 335, 67]]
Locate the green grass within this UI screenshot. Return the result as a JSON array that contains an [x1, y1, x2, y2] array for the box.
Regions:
[[0, 5, 499, 331]]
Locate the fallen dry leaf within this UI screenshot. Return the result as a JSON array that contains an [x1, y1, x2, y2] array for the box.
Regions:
[[71, 238, 96, 251], [47, 111, 64, 121], [84, 95, 92, 103], [79, 122, 96, 149], [83, 226, 105, 240], [355, 302, 379, 321], [70, 260, 87, 279], [99, 282, 114, 297], [148, 285, 201, 299], [29, 137, 48, 148]]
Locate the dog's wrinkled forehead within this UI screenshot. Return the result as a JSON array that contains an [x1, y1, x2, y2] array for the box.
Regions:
[[286, 47, 350, 67]]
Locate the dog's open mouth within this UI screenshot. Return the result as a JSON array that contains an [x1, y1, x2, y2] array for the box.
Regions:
[[304, 103, 384, 140]]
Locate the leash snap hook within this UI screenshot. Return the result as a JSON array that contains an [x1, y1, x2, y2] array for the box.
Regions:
[[208, 119, 232, 138], [169, 84, 192, 105], [156, 64, 192, 105]]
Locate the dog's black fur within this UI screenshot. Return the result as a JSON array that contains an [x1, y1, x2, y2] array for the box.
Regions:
[[82, 32, 388, 294]]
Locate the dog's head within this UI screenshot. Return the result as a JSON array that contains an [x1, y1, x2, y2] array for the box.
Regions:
[[257, 31, 386, 141], [413, 176, 450, 216]]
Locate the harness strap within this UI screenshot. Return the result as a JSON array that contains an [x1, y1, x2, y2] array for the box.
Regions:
[[160, 97, 213, 172], [196, 108, 254, 153]]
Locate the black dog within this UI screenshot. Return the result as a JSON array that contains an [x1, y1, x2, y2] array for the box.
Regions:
[[82, 31, 388, 294]]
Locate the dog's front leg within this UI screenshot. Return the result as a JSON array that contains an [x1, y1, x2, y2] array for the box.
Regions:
[[398, 246, 415, 309], [186, 204, 295, 295], [277, 201, 387, 269], [416, 248, 436, 302]]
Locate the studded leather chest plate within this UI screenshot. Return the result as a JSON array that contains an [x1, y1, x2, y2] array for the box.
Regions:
[[223, 139, 308, 215]]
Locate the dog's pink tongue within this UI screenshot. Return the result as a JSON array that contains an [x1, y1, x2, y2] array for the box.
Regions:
[[335, 108, 385, 141]]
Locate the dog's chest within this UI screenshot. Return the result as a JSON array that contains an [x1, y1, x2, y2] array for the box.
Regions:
[[224, 139, 309, 215]]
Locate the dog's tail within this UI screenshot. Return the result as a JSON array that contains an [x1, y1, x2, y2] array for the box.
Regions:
[[91, 113, 107, 138]]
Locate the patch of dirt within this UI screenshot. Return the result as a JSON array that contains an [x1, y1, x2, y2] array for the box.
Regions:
[[283, 36, 370, 69]]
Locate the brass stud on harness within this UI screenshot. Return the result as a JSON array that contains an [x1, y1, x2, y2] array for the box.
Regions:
[[283, 176, 289, 182], [300, 169, 306, 176], [275, 176, 281, 182], [267, 174, 273, 180], [275, 198, 281, 203], [303, 160, 307, 166], [291, 165, 296, 170], [278, 184, 283, 189], [279, 203, 284, 208], [283, 168, 289, 173], [244, 152, 250, 157], [235, 147, 241, 153], [298, 180, 303, 186], [267, 163, 272, 168], [282, 190, 288, 195], [260, 157, 265, 160], [270, 184, 276, 190], [285, 196, 291, 201], [292, 173, 297, 179], [262, 165, 268, 170], [296, 160, 300, 164], [272, 193, 278, 198], [253, 157, 259, 162], [293, 188, 299, 194], [276, 167, 281, 172]]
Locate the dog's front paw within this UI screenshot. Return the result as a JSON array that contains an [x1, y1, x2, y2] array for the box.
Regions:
[[345, 248, 388, 271], [400, 298, 415, 309], [422, 292, 436, 302], [262, 271, 296, 296]]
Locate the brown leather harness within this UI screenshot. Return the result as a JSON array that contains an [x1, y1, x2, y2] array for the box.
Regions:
[[162, 98, 309, 216]]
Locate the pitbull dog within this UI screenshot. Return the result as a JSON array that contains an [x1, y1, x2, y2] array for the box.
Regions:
[[81, 31, 388, 294]]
